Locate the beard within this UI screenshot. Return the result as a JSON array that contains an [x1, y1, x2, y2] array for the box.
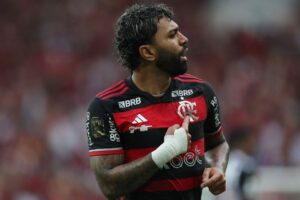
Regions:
[[156, 47, 188, 77]]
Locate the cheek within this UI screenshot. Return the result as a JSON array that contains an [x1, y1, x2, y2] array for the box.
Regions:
[[168, 40, 181, 52], [166, 47, 181, 58], [160, 39, 180, 52]]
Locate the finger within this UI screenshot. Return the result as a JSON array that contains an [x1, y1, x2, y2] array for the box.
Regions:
[[181, 115, 190, 131], [187, 133, 192, 149], [211, 188, 225, 195], [210, 184, 226, 195], [202, 168, 211, 180], [166, 124, 180, 135], [173, 124, 180, 129], [209, 178, 226, 191], [201, 173, 220, 188], [201, 168, 211, 187]]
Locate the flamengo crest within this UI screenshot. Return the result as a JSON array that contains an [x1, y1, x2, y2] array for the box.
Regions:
[[177, 100, 199, 122]]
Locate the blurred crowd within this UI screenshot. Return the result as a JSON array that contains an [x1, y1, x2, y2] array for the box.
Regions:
[[0, 0, 299, 199]]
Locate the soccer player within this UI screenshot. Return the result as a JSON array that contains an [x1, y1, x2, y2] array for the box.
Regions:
[[86, 4, 229, 200]]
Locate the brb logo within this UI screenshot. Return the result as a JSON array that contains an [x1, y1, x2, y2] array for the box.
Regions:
[[177, 100, 199, 122]]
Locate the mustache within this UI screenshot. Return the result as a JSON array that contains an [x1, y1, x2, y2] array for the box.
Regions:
[[180, 44, 188, 55], [183, 43, 188, 50]]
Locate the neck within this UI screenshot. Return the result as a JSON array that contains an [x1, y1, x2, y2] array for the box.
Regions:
[[131, 67, 171, 96]]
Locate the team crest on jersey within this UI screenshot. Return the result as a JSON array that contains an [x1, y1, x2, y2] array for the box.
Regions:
[[91, 117, 106, 138], [177, 100, 199, 122]]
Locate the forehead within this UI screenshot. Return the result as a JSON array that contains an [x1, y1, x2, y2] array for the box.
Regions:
[[156, 17, 178, 36]]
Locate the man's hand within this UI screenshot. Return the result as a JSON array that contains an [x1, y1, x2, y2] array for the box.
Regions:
[[201, 167, 226, 195], [151, 115, 192, 168], [165, 115, 192, 148]]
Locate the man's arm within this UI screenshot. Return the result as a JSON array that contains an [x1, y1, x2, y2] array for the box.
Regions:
[[201, 82, 229, 195], [90, 116, 191, 199], [90, 154, 158, 199], [87, 98, 160, 199], [205, 139, 229, 173], [201, 139, 229, 195]]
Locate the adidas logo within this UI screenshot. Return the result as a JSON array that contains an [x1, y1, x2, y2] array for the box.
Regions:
[[132, 114, 148, 124]]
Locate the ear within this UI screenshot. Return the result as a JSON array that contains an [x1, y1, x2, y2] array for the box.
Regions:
[[139, 44, 157, 62]]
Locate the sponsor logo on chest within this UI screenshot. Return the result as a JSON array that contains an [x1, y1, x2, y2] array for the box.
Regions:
[[171, 89, 193, 98], [129, 114, 152, 133], [118, 97, 141, 109]]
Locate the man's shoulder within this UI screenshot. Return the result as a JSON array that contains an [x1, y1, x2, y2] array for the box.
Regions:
[[87, 79, 129, 112], [173, 73, 205, 84], [173, 74, 216, 94], [173, 73, 212, 88], [96, 79, 129, 100]]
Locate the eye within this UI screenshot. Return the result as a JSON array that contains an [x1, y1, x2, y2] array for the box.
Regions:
[[169, 33, 176, 38], [169, 28, 178, 39], [169, 29, 178, 38]]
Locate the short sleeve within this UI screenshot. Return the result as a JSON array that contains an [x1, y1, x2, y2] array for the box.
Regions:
[[86, 97, 123, 156], [203, 82, 225, 151]]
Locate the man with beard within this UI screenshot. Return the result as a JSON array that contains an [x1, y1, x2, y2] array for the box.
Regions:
[[86, 4, 229, 200]]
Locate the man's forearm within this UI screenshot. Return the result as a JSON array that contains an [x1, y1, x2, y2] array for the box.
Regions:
[[205, 141, 230, 173], [90, 119, 191, 199], [91, 154, 159, 199]]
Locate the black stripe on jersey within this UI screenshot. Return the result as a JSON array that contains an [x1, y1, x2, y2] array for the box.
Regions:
[[121, 121, 204, 150], [151, 155, 205, 180], [189, 121, 204, 140], [121, 128, 164, 150]]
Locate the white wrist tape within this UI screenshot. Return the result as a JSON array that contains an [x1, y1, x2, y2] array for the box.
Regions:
[[151, 127, 188, 168]]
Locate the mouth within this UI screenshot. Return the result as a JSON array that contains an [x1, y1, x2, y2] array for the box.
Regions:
[[180, 48, 188, 62]]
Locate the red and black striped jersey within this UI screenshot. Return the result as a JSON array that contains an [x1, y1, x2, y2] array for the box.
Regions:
[[86, 74, 225, 200]]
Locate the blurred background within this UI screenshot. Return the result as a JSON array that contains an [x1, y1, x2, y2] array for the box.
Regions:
[[0, 0, 300, 199]]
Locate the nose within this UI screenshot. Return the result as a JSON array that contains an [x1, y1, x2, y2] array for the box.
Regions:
[[179, 32, 189, 45]]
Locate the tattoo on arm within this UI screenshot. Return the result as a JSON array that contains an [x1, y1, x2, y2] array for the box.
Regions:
[[90, 154, 159, 199], [205, 140, 230, 173]]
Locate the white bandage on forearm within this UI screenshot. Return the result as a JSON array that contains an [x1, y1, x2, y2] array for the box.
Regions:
[[151, 127, 188, 168]]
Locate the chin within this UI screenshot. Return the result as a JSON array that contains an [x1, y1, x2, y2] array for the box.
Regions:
[[157, 59, 188, 77], [178, 63, 188, 74], [170, 67, 187, 77]]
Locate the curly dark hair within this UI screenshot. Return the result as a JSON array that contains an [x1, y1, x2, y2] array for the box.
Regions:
[[114, 4, 174, 71]]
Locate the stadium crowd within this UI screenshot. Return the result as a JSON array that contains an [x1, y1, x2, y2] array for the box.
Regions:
[[0, 0, 299, 199]]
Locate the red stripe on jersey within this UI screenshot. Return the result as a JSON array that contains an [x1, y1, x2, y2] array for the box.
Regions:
[[178, 74, 204, 82], [124, 147, 155, 162], [173, 77, 204, 84], [101, 86, 129, 100], [141, 176, 202, 192], [113, 96, 207, 133], [124, 138, 205, 163], [96, 80, 125, 98], [89, 149, 124, 156]]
